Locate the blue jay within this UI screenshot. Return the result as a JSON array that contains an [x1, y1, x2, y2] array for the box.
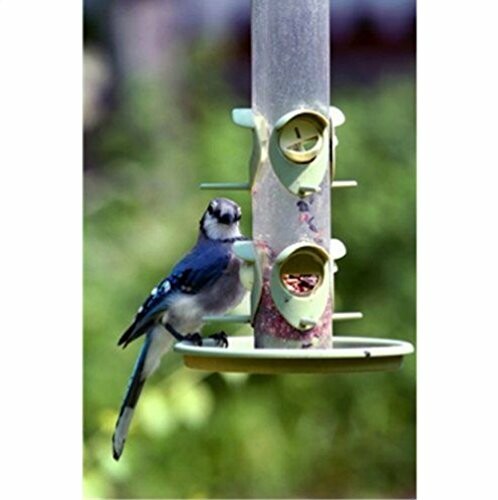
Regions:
[[112, 198, 247, 460]]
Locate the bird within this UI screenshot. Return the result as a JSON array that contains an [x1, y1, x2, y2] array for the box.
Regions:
[[112, 197, 248, 461]]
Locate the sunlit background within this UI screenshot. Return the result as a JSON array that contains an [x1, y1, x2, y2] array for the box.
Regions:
[[84, 1, 415, 498]]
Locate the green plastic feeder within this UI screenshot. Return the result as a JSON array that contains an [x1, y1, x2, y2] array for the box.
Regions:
[[175, 0, 414, 373]]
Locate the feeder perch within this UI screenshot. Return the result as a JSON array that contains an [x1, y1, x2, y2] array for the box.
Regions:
[[175, 0, 414, 373]]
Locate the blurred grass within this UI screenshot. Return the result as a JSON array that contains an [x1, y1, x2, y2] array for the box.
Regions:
[[84, 61, 415, 498]]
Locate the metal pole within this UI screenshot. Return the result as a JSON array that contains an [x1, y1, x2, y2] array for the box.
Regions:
[[251, 0, 332, 348]]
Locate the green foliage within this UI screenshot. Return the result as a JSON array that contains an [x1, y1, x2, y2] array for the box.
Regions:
[[84, 68, 415, 498]]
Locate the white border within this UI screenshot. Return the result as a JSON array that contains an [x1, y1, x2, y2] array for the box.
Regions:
[[418, 1, 498, 499], [0, 1, 82, 497]]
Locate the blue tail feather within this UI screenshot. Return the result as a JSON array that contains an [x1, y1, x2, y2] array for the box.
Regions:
[[112, 335, 152, 460]]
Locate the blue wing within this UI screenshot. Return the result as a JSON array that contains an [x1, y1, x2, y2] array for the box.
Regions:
[[117, 241, 231, 348], [169, 242, 231, 293]]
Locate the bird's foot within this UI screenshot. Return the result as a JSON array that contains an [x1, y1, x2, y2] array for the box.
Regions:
[[183, 332, 203, 346], [208, 331, 229, 348]]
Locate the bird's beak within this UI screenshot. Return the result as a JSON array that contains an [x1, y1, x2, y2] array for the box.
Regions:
[[219, 213, 235, 225]]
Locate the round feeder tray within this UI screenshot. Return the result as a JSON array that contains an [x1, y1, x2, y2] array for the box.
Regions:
[[174, 336, 414, 374]]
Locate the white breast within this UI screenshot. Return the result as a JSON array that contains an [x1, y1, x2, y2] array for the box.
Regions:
[[165, 293, 205, 333]]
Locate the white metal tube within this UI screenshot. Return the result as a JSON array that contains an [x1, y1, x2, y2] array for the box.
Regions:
[[251, 0, 332, 348]]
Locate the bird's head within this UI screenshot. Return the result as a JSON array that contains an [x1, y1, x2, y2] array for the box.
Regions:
[[200, 198, 243, 242]]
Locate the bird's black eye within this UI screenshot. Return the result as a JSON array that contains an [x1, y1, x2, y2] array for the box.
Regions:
[[208, 204, 214, 215]]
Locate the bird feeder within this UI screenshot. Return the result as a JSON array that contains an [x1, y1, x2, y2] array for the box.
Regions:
[[175, 0, 414, 373]]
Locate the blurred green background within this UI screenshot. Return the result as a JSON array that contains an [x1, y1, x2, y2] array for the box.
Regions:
[[84, 1, 415, 498]]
